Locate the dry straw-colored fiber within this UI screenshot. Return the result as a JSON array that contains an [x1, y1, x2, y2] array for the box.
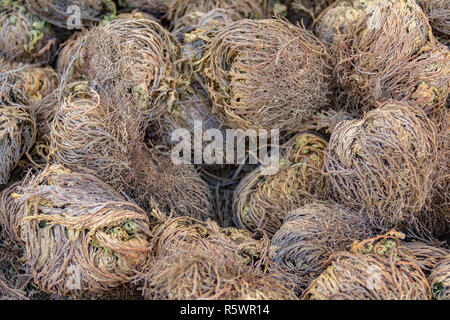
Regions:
[[315, 0, 449, 114], [25, 0, 117, 29], [429, 255, 450, 300], [269, 201, 374, 292], [302, 231, 432, 300], [233, 132, 329, 237]]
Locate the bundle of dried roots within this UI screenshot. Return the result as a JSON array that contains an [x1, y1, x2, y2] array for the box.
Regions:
[[25, 0, 117, 29], [57, 31, 88, 81], [83, 17, 186, 123], [1, 57, 59, 105], [0, 3, 57, 64], [10, 164, 152, 298], [233, 132, 329, 237], [50, 82, 212, 220], [119, 0, 168, 13], [203, 18, 331, 130], [172, 9, 241, 67], [166, 0, 271, 25], [417, 0, 449, 44], [292, 0, 336, 20], [0, 104, 36, 186], [315, 0, 449, 114], [269, 201, 374, 292], [302, 231, 432, 300], [324, 102, 438, 231], [150, 216, 263, 264], [404, 241, 449, 275], [429, 256, 450, 300], [140, 248, 297, 300]]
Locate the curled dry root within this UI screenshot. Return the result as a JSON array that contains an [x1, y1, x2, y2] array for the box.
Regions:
[[302, 231, 432, 300], [140, 249, 297, 300], [324, 101, 438, 231], [417, 0, 450, 43], [119, 0, 168, 13], [203, 18, 331, 130], [50, 82, 212, 220], [404, 241, 449, 275], [167, 0, 271, 25], [0, 4, 57, 64], [292, 0, 336, 20], [1, 57, 58, 106], [429, 255, 450, 300], [315, 0, 449, 114], [84, 17, 186, 123], [233, 132, 329, 237], [12, 164, 153, 298], [172, 8, 241, 67], [150, 216, 263, 264], [139, 216, 295, 300], [269, 201, 374, 292], [0, 104, 36, 186], [57, 31, 88, 81], [25, 0, 117, 29]]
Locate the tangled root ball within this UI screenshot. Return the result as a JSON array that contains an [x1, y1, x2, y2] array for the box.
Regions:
[[233, 132, 329, 237], [429, 256, 450, 300], [167, 0, 271, 25], [292, 0, 336, 20], [50, 82, 212, 220], [172, 8, 241, 66], [0, 104, 36, 186], [57, 31, 88, 81], [150, 216, 263, 264], [140, 248, 297, 300], [302, 231, 432, 300], [404, 241, 449, 274], [417, 0, 450, 43], [0, 4, 57, 64], [316, 0, 449, 113], [324, 102, 438, 230], [83, 17, 185, 123], [119, 0, 168, 13], [203, 18, 331, 130], [269, 201, 374, 292], [25, 0, 117, 29], [14, 164, 153, 298]]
